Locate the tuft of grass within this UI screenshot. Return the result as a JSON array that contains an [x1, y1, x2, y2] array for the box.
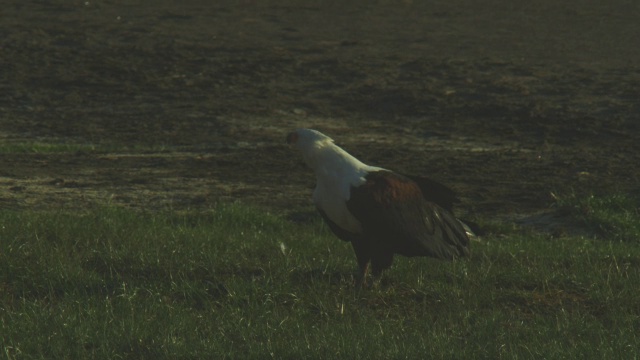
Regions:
[[1, 202, 639, 359], [555, 193, 640, 242]]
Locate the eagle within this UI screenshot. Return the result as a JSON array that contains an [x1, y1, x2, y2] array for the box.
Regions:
[[287, 128, 471, 286]]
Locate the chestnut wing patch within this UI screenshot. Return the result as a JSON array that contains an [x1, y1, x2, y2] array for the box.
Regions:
[[346, 171, 469, 260]]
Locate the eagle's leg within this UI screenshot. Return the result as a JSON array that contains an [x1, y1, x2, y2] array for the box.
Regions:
[[351, 238, 371, 288], [370, 265, 384, 288], [370, 253, 394, 287], [355, 262, 370, 288]]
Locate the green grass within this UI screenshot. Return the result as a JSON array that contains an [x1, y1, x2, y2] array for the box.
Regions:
[[1, 202, 639, 359], [555, 193, 640, 242]]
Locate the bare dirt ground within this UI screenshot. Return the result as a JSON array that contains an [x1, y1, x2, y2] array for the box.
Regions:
[[1, 1, 639, 228]]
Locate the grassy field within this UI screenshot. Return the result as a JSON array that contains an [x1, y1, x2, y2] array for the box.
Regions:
[[1, 199, 639, 359]]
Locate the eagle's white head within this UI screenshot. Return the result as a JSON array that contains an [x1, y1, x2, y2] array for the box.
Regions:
[[286, 128, 336, 169], [286, 128, 386, 171], [286, 128, 333, 148]]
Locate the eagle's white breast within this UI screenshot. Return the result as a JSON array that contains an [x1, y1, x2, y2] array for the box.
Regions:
[[310, 143, 385, 234]]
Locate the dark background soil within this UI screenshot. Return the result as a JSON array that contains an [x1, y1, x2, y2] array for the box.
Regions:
[[1, 0, 639, 224]]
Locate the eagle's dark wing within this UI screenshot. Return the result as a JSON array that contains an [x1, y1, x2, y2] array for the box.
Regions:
[[347, 171, 469, 261], [316, 207, 361, 243], [403, 174, 458, 213]]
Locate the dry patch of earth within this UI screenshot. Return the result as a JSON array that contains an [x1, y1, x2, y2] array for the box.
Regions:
[[1, 1, 639, 235]]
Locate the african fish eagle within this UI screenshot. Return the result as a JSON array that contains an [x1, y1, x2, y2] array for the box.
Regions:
[[287, 128, 471, 286]]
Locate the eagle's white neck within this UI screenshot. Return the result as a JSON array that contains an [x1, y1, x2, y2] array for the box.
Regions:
[[299, 138, 385, 234], [301, 140, 373, 179]]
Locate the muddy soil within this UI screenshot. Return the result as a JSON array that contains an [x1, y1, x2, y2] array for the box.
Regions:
[[1, 1, 639, 228]]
